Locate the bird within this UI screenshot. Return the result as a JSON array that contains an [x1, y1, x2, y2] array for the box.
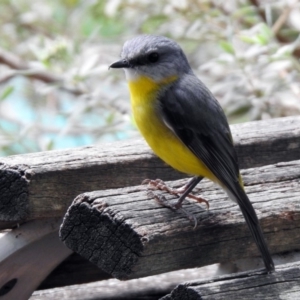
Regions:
[[109, 35, 274, 272]]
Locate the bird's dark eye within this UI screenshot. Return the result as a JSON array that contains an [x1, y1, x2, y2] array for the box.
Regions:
[[147, 52, 159, 63]]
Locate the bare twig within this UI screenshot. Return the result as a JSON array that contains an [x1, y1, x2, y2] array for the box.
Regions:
[[0, 47, 85, 96], [0, 48, 27, 70], [272, 6, 294, 36]]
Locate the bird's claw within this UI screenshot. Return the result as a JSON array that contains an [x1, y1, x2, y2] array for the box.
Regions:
[[143, 178, 209, 209], [147, 190, 198, 228]]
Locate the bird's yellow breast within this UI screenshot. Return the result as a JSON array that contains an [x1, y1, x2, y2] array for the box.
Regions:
[[128, 75, 216, 181]]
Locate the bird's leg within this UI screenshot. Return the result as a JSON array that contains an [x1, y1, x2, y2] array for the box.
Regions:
[[146, 190, 198, 228], [142, 176, 209, 209], [173, 176, 209, 209], [142, 177, 199, 197], [143, 176, 208, 229]]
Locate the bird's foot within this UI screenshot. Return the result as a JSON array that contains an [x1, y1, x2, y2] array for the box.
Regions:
[[142, 178, 209, 209], [146, 190, 198, 229], [142, 178, 209, 229]]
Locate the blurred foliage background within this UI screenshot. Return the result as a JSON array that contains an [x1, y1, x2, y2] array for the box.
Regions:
[[0, 0, 299, 156]]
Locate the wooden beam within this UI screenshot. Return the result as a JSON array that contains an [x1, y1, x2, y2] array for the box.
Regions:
[[60, 159, 300, 280], [1, 116, 300, 225], [31, 254, 300, 299], [162, 261, 300, 299]]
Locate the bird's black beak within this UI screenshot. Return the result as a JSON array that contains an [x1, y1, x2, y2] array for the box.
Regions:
[[109, 59, 130, 69]]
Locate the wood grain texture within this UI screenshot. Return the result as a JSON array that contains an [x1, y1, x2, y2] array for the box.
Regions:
[[30, 257, 300, 300], [161, 262, 300, 300], [39, 253, 300, 291], [1, 116, 300, 224], [31, 254, 300, 300], [60, 160, 300, 280]]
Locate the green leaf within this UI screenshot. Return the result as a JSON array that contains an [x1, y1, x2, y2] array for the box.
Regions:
[[256, 24, 272, 45], [219, 41, 235, 54], [234, 6, 256, 18], [240, 24, 273, 45], [0, 86, 14, 101], [46, 140, 55, 151], [106, 113, 115, 124], [239, 35, 256, 44]]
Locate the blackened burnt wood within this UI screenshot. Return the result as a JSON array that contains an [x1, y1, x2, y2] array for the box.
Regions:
[[60, 160, 300, 280], [161, 262, 300, 300], [1, 116, 300, 225]]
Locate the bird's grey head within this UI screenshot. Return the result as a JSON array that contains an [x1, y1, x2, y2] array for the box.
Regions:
[[110, 35, 191, 82]]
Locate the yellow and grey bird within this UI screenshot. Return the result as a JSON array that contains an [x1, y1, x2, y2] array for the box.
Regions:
[[110, 35, 274, 272]]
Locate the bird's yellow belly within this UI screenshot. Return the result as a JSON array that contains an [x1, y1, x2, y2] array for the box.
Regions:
[[128, 76, 216, 181]]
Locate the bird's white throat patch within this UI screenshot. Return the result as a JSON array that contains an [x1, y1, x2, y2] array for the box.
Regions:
[[124, 68, 140, 82]]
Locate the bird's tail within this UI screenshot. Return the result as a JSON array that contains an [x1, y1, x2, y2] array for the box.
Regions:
[[225, 182, 274, 272]]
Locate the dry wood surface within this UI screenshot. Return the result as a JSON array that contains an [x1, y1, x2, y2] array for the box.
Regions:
[[60, 159, 300, 280], [0, 116, 299, 226], [162, 261, 300, 300], [31, 254, 300, 299], [1, 116, 300, 298]]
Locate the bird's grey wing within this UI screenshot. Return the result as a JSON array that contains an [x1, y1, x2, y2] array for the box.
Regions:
[[158, 74, 240, 189], [158, 74, 274, 272]]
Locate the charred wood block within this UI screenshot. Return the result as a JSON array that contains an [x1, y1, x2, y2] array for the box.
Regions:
[[60, 160, 300, 280]]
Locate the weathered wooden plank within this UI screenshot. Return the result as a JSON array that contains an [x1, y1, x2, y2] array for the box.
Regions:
[[39, 252, 300, 291], [59, 160, 300, 280], [0, 116, 300, 224], [32, 268, 185, 300], [161, 261, 300, 300], [30, 254, 300, 299]]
